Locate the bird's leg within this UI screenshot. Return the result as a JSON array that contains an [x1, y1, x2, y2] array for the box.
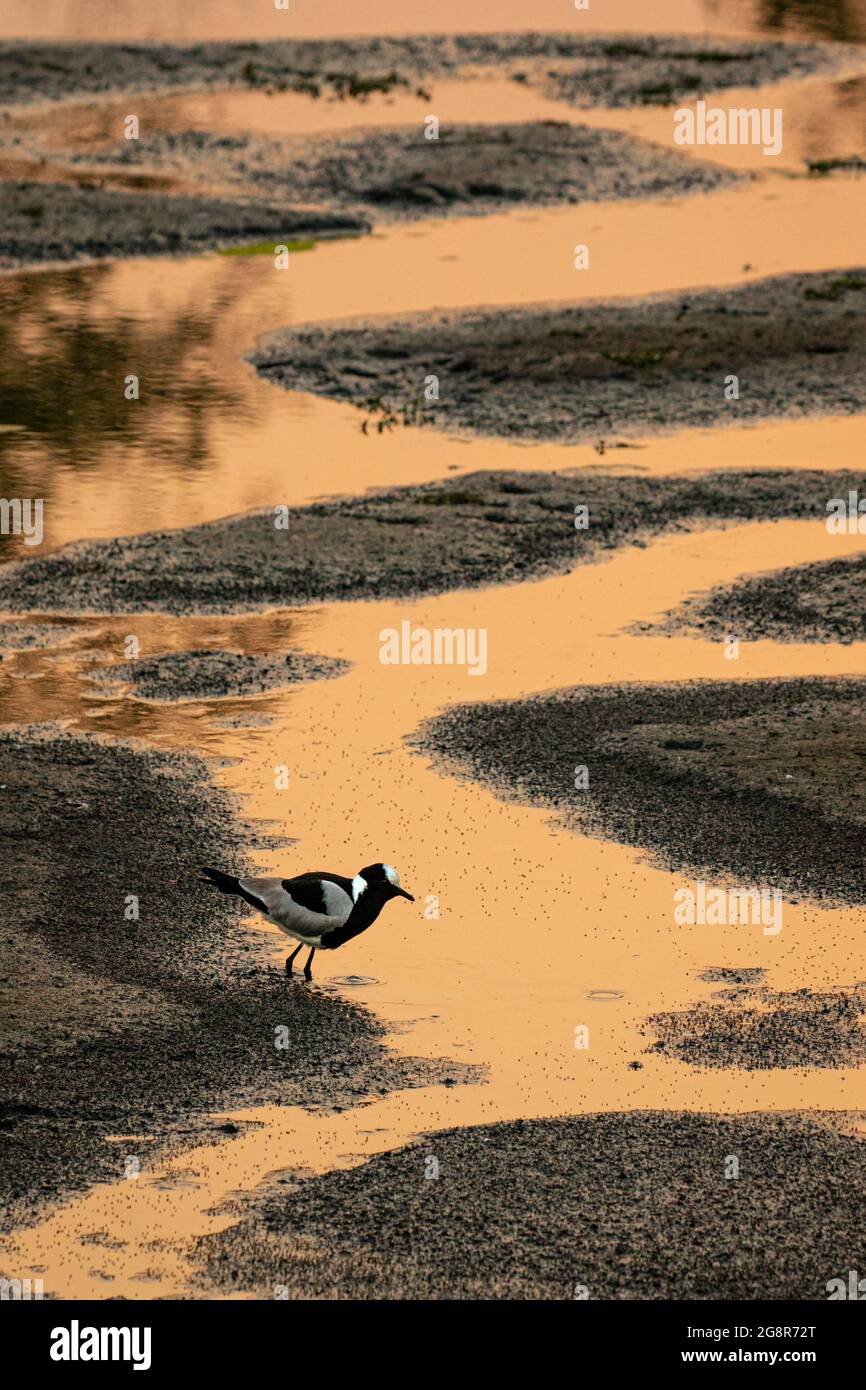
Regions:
[[303, 948, 316, 981], [285, 943, 303, 976]]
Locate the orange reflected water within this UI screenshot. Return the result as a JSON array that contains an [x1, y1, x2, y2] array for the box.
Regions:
[[5, 78, 576, 156], [3, 0, 856, 43], [0, 21, 865, 1298], [575, 70, 866, 172], [2, 174, 866, 556]]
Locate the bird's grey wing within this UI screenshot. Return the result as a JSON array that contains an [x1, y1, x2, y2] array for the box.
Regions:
[[238, 876, 348, 936], [281, 875, 354, 918]]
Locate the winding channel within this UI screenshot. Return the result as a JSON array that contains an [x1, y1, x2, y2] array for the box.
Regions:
[[1, 61, 865, 1296]]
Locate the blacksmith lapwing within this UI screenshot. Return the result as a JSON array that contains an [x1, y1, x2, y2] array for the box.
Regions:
[[202, 862, 414, 980]]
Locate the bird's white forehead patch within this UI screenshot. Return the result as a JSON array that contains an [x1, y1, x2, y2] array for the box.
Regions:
[[384, 864, 399, 886], [351, 874, 367, 901]]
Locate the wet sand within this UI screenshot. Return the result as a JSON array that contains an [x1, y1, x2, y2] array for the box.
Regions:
[[526, 34, 863, 107], [0, 181, 366, 269], [0, 618, 90, 649], [0, 33, 853, 107], [253, 270, 866, 443], [85, 647, 350, 700], [1, 467, 862, 614], [641, 551, 866, 644], [0, 118, 742, 271], [0, 726, 475, 1232], [195, 1109, 866, 1299], [415, 676, 866, 905], [646, 981, 866, 1068], [58, 121, 742, 222]]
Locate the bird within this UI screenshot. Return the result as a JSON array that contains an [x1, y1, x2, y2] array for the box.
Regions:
[[201, 862, 414, 980]]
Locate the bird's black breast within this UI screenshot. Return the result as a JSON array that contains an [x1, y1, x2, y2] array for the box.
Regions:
[[320, 887, 390, 949]]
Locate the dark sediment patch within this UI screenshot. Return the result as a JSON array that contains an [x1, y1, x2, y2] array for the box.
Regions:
[[1, 468, 864, 615], [0, 727, 477, 1232], [0, 619, 85, 649], [0, 37, 434, 106], [62, 122, 743, 223], [697, 966, 766, 986], [194, 1109, 866, 1299], [525, 33, 858, 108], [646, 982, 866, 1069], [85, 648, 350, 701], [637, 551, 866, 645], [252, 271, 866, 444], [412, 676, 866, 905], [0, 181, 367, 269], [0, 34, 852, 108]]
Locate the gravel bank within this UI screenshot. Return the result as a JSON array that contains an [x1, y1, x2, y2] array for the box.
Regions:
[[195, 1109, 866, 1299], [0, 180, 366, 268], [86, 647, 350, 700], [637, 551, 866, 644], [646, 981, 866, 1069], [252, 271, 866, 444], [0, 34, 852, 108], [413, 676, 866, 905], [0, 619, 85, 649], [0, 468, 863, 614], [65, 122, 744, 223]]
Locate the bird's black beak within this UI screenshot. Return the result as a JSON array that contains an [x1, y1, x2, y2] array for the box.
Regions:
[[394, 886, 414, 901]]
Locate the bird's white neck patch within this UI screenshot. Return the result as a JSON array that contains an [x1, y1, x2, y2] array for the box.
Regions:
[[351, 874, 367, 902]]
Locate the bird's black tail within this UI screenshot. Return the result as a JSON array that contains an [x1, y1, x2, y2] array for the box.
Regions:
[[201, 866, 242, 894]]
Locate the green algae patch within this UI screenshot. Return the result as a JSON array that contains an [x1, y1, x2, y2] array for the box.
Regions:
[[217, 238, 317, 256]]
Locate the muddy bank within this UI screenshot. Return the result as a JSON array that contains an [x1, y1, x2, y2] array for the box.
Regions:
[[0, 34, 851, 108], [64, 123, 743, 223], [0, 727, 475, 1232], [413, 676, 866, 905], [86, 648, 350, 701], [195, 1109, 866, 1299], [253, 271, 866, 444], [1, 468, 863, 615], [0, 180, 366, 269], [526, 33, 859, 108], [639, 551, 866, 644], [646, 981, 866, 1069]]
